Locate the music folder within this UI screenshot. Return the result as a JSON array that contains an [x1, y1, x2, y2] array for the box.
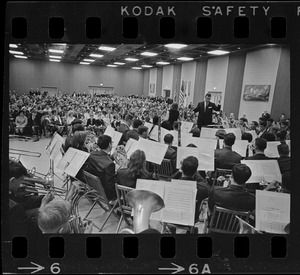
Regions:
[[135, 179, 197, 227], [56, 148, 90, 178], [46, 132, 65, 161]]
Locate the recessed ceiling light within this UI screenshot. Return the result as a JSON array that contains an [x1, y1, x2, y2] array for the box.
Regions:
[[49, 49, 64, 54], [14, 55, 27, 59], [49, 55, 62, 59], [156, 61, 170, 65], [165, 44, 188, 49], [114, 62, 125, 65], [90, 54, 104, 58], [49, 59, 60, 62], [98, 46, 116, 51], [237, 47, 241, 49], [177, 57, 194, 61], [107, 64, 117, 67], [125, 58, 139, 62], [83, 59, 95, 62], [80, 62, 90, 65], [207, 50, 229, 55], [9, 44, 18, 48], [9, 50, 24, 55], [141, 65, 153, 68], [132, 67, 142, 70], [141, 52, 158, 57]]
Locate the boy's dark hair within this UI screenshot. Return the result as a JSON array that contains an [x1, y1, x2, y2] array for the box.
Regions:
[[138, 126, 148, 136], [164, 134, 174, 144], [192, 128, 201, 137], [181, 156, 198, 177], [232, 163, 252, 185], [277, 143, 290, 156], [97, 135, 112, 150], [224, 133, 236, 146], [241, 132, 253, 143], [255, 138, 267, 151], [133, 119, 143, 129], [259, 121, 267, 127]]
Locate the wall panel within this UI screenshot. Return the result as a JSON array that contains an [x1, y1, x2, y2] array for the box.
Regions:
[[9, 59, 144, 96], [193, 60, 208, 105], [180, 61, 197, 106], [161, 65, 174, 97]]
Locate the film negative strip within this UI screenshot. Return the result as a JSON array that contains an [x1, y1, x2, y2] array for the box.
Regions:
[[3, 1, 300, 274]]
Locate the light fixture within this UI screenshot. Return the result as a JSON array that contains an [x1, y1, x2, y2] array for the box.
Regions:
[[177, 57, 194, 61], [49, 49, 64, 54], [90, 54, 104, 58], [141, 52, 158, 57], [165, 44, 188, 49], [125, 58, 139, 62], [83, 59, 95, 62], [14, 55, 27, 59], [114, 62, 125, 65], [49, 55, 62, 59], [9, 50, 24, 55], [98, 46, 116, 51], [9, 44, 18, 48], [49, 59, 60, 62], [141, 65, 153, 68], [207, 50, 229, 55], [107, 64, 117, 67], [132, 67, 142, 70], [156, 61, 170, 65], [80, 62, 90, 65]]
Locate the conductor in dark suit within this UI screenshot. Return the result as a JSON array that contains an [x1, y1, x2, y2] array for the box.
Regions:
[[193, 93, 221, 129]]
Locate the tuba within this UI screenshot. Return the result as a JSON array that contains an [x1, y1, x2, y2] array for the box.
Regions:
[[121, 190, 164, 234]]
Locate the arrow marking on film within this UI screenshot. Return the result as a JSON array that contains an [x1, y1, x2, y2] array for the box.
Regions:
[[18, 262, 45, 274], [159, 262, 185, 274]]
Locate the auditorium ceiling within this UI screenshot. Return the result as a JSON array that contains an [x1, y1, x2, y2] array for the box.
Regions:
[[9, 43, 279, 69]]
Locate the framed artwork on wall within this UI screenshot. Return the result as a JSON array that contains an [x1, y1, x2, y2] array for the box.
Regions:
[[243, 85, 271, 101]]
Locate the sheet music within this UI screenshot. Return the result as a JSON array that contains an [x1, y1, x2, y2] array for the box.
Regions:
[[104, 126, 123, 153], [125, 138, 138, 159], [46, 132, 65, 160], [231, 140, 249, 157], [265, 141, 291, 158], [144, 122, 159, 141], [135, 138, 168, 164], [241, 160, 282, 183], [255, 190, 290, 234], [226, 127, 242, 140], [181, 121, 194, 133], [135, 179, 197, 226], [56, 148, 90, 177], [169, 130, 179, 147], [176, 144, 215, 171], [200, 127, 219, 139]]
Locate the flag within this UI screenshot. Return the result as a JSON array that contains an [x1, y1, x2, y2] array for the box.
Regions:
[[179, 80, 186, 106]]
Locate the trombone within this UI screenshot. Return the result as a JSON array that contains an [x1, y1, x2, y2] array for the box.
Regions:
[[9, 148, 41, 159]]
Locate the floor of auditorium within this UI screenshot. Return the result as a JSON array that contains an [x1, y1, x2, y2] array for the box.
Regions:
[[9, 136, 206, 234]]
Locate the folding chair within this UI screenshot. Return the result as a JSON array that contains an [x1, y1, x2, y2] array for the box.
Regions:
[[83, 171, 119, 231], [115, 184, 134, 233], [212, 168, 232, 188], [152, 158, 177, 181], [208, 206, 250, 234]]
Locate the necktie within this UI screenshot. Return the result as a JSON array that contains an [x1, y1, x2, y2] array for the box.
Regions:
[[204, 102, 206, 112]]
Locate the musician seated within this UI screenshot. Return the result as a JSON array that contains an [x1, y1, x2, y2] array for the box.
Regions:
[[63, 124, 85, 152], [179, 156, 211, 222], [37, 193, 93, 234], [277, 143, 290, 174], [116, 150, 157, 188], [9, 161, 43, 237], [191, 128, 201, 137], [163, 134, 177, 172], [70, 131, 88, 152], [85, 135, 117, 201], [125, 119, 143, 141], [208, 163, 255, 213], [245, 138, 270, 160], [214, 133, 243, 169], [138, 126, 149, 139], [117, 114, 133, 133]]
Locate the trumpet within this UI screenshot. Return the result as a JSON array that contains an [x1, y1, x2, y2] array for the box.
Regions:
[[120, 190, 164, 234]]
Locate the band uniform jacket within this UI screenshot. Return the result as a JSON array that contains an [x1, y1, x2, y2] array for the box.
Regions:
[[85, 150, 117, 200], [193, 101, 221, 127], [214, 147, 243, 169], [245, 153, 270, 160], [208, 184, 255, 213]]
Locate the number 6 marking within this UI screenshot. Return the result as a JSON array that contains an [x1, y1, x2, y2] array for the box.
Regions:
[[50, 263, 61, 274]]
